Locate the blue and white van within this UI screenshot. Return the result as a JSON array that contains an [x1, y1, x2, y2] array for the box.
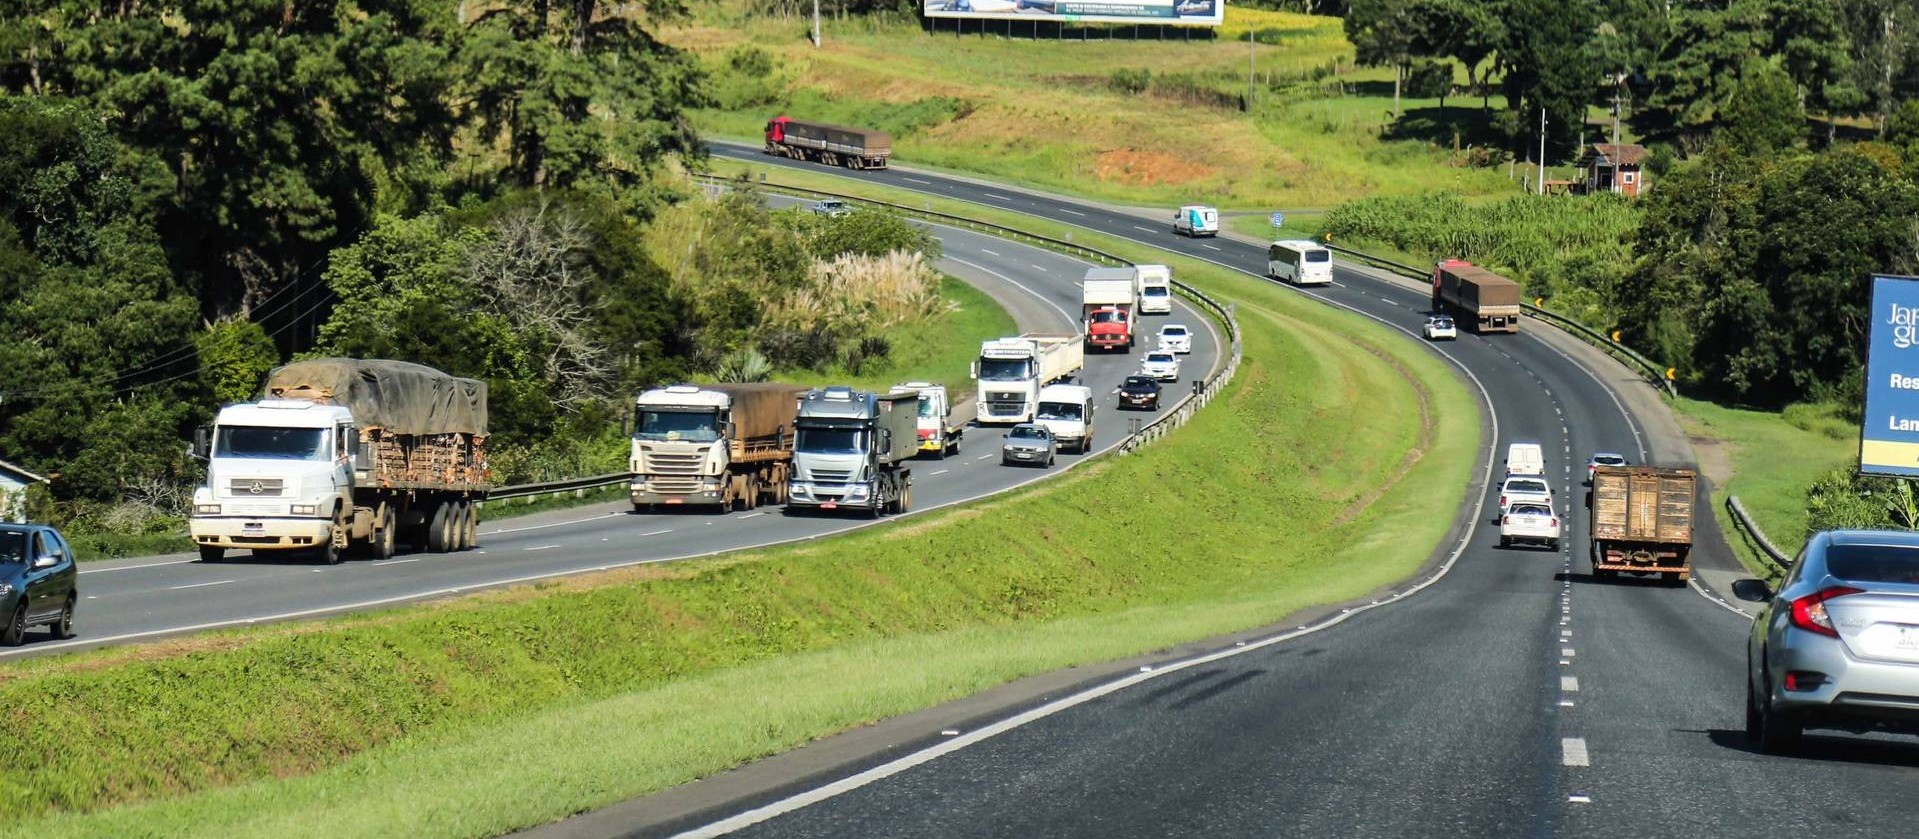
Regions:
[[1173, 205, 1219, 237]]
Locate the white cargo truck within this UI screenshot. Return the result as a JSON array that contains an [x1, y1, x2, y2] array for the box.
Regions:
[[973, 333, 1085, 424], [1136, 264, 1173, 315], [891, 381, 965, 459]]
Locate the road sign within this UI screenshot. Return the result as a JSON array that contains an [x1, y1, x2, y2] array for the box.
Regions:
[[1861, 274, 1919, 476], [1270, 212, 1285, 228]]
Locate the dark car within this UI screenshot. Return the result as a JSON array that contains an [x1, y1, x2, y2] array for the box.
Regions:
[[1117, 375, 1162, 410], [0, 524, 78, 646]]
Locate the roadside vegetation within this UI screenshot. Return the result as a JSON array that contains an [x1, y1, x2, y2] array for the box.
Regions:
[[1669, 400, 1857, 574], [0, 213, 1477, 837]]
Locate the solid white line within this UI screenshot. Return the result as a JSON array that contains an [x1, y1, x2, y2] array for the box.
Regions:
[[1561, 676, 1580, 692], [169, 579, 234, 591], [526, 545, 561, 552], [1562, 738, 1590, 767], [481, 511, 625, 538], [80, 557, 199, 575]]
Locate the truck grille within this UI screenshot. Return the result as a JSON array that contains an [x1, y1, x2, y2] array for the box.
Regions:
[[641, 450, 705, 476], [643, 477, 704, 495], [226, 478, 285, 497], [808, 469, 853, 483], [225, 502, 283, 516], [986, 400, 1027, 417]]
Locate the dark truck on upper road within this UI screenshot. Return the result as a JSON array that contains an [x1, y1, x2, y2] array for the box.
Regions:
[[764, 116, 892, 170], [1431, 259, 1522, 334]]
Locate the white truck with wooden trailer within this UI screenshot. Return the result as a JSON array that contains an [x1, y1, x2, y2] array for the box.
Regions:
[[630, 383, 807, 512]]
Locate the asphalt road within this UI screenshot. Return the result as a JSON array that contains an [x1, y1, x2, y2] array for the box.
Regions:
[[15, 220, 1221, 659], [665, 147, 1919, 837]]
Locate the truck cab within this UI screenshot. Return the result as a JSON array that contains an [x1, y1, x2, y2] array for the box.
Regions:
[[1034, 384, 1095, 454], [631, 386, 732, 508], [1136, 264, 1173, 314], [788, 387, 916, 517], [1085, 307, 1133, 351], [892, 382, 964, 459], [191, 400, 357, 560]]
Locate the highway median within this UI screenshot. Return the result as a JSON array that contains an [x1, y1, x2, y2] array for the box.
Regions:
[[0, 197, 1475, 839]]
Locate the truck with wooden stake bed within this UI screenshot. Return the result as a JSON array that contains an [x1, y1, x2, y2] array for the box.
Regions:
[[1081, 267, 1140, 352], [892, 381, 965, 459], [786, 387, 919, 517], [1588, 465, 1697, 583], [763, 116, 892, 170], [973, 333, 1085, 424], [188, 359, 488, 564], [630, 383, 808, 512], [1431, 259, 1523, 334]]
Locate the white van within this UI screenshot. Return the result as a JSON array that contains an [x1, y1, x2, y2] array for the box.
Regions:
[[1034, 384, 1096, 454], [1136, 264, 1173, 314], [1505, 441, 1546, 477], [1174, 205, 1219, 238], [1267, 239, 1333, 285]]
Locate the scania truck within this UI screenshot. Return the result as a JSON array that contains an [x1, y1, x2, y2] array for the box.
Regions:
[[973, 333, 1085, 424], [630, 383, 808, 512], [189, 359, 488, 564], [786, 387, 919, 517]]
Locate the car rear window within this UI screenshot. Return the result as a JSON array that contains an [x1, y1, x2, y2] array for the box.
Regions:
[[1825, 543, 1919, 584], [1505, 479, 1547, 493], [1510, 504, 1551, 516]]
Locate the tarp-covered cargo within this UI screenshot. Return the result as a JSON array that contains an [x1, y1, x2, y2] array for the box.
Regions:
[[263, 358, 488, 437], [709, 383, 807, 444]]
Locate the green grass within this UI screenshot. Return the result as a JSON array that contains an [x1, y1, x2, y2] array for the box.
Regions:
[[0, 178, 1477, 839], [770, 274, 1014, 396], [1669, 398, 1858, 576], [678, 5, 1525, 212]]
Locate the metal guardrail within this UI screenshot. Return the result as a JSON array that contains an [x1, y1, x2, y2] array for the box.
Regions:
[[1726, 495, 1793, 571], [1322, 244, 1678, 398], [691, 172, 1245, 457], [485, 473, 628, 504]]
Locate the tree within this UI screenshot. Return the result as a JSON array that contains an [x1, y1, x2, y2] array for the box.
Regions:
[[1346, 0, 1421, 116], [1651, 0, 1861, 146], [1719, 60, 1808, 155], [1500, 0, 1602, 154], [1408, 0, 1506, 109]]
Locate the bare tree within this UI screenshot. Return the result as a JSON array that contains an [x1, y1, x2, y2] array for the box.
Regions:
[[465, 203, 613, 407]]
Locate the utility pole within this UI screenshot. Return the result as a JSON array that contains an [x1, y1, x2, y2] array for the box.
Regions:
[[1247, 30, 1256, 112], [1610, 80, 1622, 193], [812, 0, 821, 48], [1537, 106, 1548, 196]]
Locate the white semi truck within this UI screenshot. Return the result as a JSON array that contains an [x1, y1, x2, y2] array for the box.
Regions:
[[630, 383, 808, 512], [973, 333, 1085, 425], [188, 359, 489, 564], [786, 387, 919, 517]]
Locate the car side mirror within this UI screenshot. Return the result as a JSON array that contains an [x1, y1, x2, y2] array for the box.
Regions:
[[32, 553, 58, 570], [1731, 579, 1772, 603]]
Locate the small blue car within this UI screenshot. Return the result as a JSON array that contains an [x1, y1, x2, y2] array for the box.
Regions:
[[0, 524, 79, 646]]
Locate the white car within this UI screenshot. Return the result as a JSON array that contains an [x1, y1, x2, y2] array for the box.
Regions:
[[1497, 475, 1552, 513], [1139, 351, 1181, 382], [1586, 452, 1628, 484], [811, 199, 852, 218], [1157, 324, 1193, 354], [1424, 315, 1457, 341], [1499, 502, 1560, 550]]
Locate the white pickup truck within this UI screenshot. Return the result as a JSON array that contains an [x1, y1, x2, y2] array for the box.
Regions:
[[1499, 502, 1560, 550], [1497, 475, 1552, 513]]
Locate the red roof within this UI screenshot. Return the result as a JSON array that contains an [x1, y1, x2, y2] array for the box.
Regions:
[[1582, 143, 1648, 167]]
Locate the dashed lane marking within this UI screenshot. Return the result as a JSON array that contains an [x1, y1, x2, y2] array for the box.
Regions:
[[932, 469, 950, 476], [1561, 676, 1580, 692], [902, 177, 932, 185], [1562, 738, 1591, 767], [1059, 209, 1085, 217], [526, 545, 560, 552], [372, 558, 420, 567], [1133, 225, 1156, 233], [169, 579, 234, 591], [980, 248, 999, 256]]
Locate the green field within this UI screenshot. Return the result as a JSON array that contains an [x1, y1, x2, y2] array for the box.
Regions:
[[0, 180, 1477, 839], [677, 6, 1526, 212], [1670, 399, 1858, 576]]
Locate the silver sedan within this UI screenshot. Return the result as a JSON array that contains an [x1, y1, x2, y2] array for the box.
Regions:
[[1734, 529, 1919, 753], [1000, 423, 1056, 468]]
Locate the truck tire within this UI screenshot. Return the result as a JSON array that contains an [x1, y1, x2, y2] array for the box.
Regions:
[[371, 507, 397, 560], [316, 510, 345, 564], [448, 503, 469, 551], [427, 503, 452, 553], [465, 504, 480, 549], [199, 546, 225, 564]]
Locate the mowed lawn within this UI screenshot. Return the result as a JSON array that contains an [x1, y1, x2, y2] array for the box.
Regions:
[[673, 5, 1523, 212], [0, 177, 1477, 839]]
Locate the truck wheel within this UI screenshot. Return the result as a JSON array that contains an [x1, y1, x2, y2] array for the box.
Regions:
[[199, 546, 225, 564], [314, 539, 341, 566], [371, 507, 397, 560], [448, 503, 469, 551], [465, 504, 480, 549], [427, 504, 452, 553]]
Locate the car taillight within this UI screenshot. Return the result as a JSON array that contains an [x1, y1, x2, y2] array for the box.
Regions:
[[1551, 518, 1559, 529], [1502, 515, 1510, 525], [1790, 586, 1864, 638], [1498, 495, 1507, 506]]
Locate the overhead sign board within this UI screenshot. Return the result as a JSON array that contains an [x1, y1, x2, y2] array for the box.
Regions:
[[1270, 212, 1285, 228], [1861, 274, 1919, 476], [923, 0, 1224, 27]]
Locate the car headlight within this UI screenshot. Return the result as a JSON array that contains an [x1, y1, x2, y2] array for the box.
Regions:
[[194, 504, 221, 515], [290, 504, 319, 516]]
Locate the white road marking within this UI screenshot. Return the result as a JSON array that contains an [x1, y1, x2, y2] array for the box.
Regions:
[[1562, 737, 1591, 767], [738, 512, 765, 520], [372, 558, 420, 567], [1133, 225, 1156, 233], [170, 579, 234, 591], [931, 469, 950, 476], [903, 177, 932, 185], [945, 257, 1079, 330], [980, 248, 999, 256], [1059, 208, 1085, 217], [1559, 700, 1575, 707], [1562, 647, 1576, 657], [1201, 244, 1222, 251], [640, 529, 674, 536], [983, 192, 1012, 201], [526, 545, 560, 552], [1031, 264, 1050, 272], [81, 557, 199, 574], [1561, 676, 1580, 692], [480, 511, 624, 538], [1568, 794, 1593, 804]]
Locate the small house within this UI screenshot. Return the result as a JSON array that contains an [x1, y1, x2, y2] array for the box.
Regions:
[[1579, 143, 1649, 197], [0, 458, 47, 523]]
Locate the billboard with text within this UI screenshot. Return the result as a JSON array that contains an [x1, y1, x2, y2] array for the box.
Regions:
[[1861, 274, 1919, 476], [923, 0, 1224, 27]]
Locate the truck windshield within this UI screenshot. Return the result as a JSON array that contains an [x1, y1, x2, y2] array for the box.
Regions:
[[1089, 311, 1127, 324], [637, 409, 721, 443], [215, 426, 329, 461], [1142, 286, 1169, 297], [1036, 402, 1081, 421], [796, 427, 866, 454], [917, 398, 939, 418], [978, 358, 1035, 381]]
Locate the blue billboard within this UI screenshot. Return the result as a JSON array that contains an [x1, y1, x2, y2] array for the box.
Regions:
[[1861, 274, 1919, 476]]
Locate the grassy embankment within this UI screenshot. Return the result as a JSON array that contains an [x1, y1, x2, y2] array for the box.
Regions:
[[0, 182, 1477, 839], [1670, 399, 1857, 577], [676, 6, 1527, 213]]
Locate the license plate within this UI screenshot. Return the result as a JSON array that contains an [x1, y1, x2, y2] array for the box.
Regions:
[[665, 499, 683, 505], [242, 523, 264, 536], [821, 502, 838, 510]]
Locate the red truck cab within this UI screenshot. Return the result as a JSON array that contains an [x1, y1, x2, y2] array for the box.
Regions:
[[1085, 307, 1134, 350], [765, 115, 790, 145]]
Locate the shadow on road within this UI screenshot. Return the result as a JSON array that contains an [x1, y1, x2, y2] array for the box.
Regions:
[[1555, 570, 1686, 589], [1699, 728, 1919, 767]]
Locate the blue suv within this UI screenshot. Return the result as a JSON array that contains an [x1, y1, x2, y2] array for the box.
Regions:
[[0, 524, 78, 645]]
